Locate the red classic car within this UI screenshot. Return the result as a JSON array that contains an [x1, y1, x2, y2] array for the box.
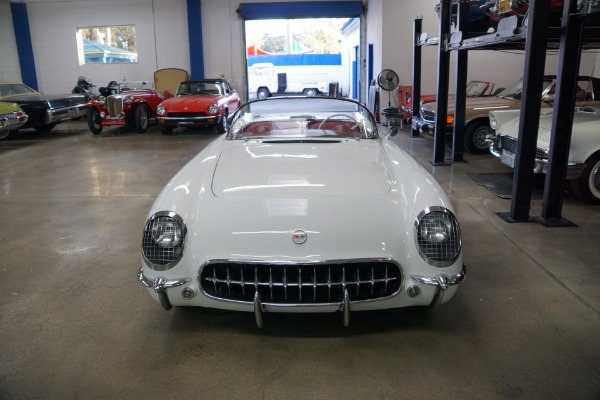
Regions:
[[156, 79, 241, 134], [87, 81, 169, 135]]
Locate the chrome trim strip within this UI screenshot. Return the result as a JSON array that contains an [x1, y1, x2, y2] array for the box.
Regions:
[[197, 258, 404, 307]]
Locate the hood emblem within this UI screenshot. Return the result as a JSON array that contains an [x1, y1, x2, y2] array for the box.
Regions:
[[292, 230, 307, 244]]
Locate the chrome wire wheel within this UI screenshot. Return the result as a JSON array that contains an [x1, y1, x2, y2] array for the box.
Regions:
[[589, 159, 600, 200]]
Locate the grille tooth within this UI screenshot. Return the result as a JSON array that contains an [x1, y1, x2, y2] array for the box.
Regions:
[[200, 261, 402, 304]]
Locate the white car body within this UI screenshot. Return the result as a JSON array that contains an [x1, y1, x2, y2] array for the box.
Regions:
[[138, 97, 465, 327], [489, 106, 600, 203]]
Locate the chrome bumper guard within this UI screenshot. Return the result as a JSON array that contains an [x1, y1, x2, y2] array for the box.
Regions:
[[411, 264, 467, 307], [138, 264, 467, 327], [137, 267, 190, 310]]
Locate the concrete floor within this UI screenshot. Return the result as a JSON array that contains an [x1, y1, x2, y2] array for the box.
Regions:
[[1, 120, 599, 399]]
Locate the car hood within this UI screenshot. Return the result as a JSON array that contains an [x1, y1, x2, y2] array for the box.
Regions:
[[212, 140, 391, 198], [6, 93, 88, 109], [164, 95, 220, 109]]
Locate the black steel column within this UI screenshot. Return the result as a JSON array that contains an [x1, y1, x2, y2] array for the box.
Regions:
[[499, 0, 550, 222], [452, 0, 469, 162], [411, 18, 423, 138], [539, 0, 583, 226], [432, 0, 452, 165]]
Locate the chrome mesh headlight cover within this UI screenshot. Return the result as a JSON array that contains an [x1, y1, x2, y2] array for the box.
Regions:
[[142, 211, 186, 271], [414, 207, 461, 268]]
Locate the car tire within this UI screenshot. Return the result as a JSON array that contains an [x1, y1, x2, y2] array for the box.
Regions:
[[34, 123, 56, 133], [0, 129, 15, 140], [87, 108, 103, 135], [571, 151, 600, 204], [303, 88, 318, 96], [135, 104, 149, 133], [160, 125, 173, 135], [257, 88, 270, 99], [216, 110, 228, 134], [464, 120, 492, 154]]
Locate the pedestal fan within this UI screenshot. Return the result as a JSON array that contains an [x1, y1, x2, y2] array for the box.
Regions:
[[377, 69, 399, 108]]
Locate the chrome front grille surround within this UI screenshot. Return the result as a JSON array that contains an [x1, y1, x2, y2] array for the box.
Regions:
[[500, 135, 548, 160], [107, 96, 124, 117], [414, 207, 461, 268], [199, 260, 402, 305]]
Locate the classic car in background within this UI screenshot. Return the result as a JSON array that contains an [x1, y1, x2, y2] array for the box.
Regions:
[[138, 96, 466, 327], [488, 106, 600, 204], [435, 0, 492, 32], [0, 80, 89, 133], [87, 81, 168, 135], [156, 79, 240, 134], [399, 80, 499, 122], [413, 76, 600, 154], [0, 102, 28, 140]]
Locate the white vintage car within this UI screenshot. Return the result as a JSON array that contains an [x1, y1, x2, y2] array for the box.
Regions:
[[138, 97, 465, 327], [489, 106, 600, 204]]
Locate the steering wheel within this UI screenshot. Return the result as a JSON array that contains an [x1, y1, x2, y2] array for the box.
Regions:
[[317, 113, 360, 131]]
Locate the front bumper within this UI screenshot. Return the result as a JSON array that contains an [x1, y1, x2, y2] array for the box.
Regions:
[[46, 103, 89, 124], [158, 114, 220, 127], [488, 135, 586, 180], [137, 263, 467, 327]]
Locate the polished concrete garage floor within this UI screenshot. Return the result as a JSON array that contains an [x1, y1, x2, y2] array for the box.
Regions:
[[1, 120, 599, 399]]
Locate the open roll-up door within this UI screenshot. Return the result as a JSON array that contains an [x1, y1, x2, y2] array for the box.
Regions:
[[237, 1, 364, 19]]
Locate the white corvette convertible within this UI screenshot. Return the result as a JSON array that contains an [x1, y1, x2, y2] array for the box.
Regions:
[[138, 97, 465, 327]]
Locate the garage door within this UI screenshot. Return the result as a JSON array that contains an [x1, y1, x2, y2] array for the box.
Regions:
[[237, 1, 364, 19]]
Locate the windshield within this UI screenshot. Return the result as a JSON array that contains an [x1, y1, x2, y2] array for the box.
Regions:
[[466, 81, 491, 96], [228, 97, 378, 140], [495, 78, 554, 100], [177, 81, 223, 96], [0, 83, 38, 99]]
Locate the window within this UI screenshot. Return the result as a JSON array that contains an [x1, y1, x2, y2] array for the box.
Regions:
[[76, 26, 137, 65]]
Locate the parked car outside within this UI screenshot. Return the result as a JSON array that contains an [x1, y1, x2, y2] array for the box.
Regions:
[[138, 96, 466, 327], [488, 106, 600, 203], [156, 79, 241, 134], [0, 80, 89, 133], [0, 101, 28, 140], [87, 81, 168, 134], [412, 76, 600, 154]]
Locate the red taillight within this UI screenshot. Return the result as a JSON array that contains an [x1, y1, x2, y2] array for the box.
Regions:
[[16, 111, 25, 122]]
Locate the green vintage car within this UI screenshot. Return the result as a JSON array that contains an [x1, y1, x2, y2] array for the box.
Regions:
[[0, 101, 28, 140]]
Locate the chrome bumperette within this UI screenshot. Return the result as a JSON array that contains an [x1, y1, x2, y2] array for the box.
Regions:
[[137, 267, 190, 310], [412, 264, 467, 307]]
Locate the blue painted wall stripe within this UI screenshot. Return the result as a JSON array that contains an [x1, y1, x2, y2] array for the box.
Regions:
[[10, 3, 38, 90], [238, 1, 363, 19], [187, 0, 204, 79], [248, 54, 341, 66]]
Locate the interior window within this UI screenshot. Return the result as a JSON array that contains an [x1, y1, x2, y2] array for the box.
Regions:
[[76, 26, 137, 65]]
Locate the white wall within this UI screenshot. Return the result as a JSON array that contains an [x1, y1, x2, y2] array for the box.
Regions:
[[21, 0, 189, 94], [0, 4, 22, 82]]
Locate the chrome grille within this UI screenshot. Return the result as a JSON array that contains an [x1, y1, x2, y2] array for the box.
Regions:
[[420, 107, 436, 123], [200, 261, 402, 304], [107, 96, 124, 117], [500, 136, 548, 160]]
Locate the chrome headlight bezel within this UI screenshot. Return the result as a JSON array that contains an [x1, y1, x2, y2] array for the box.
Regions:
[[208, 104, 218, 115], [124, 95, 134, 105], [414, 206, 462, 268], [142, 211, 187, 271], [157, 104, 166, 115], [97, 96, 106, 106]]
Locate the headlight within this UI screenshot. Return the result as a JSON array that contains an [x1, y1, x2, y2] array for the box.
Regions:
[[414, 207, 461, 267], [98, 96, 106, 106], [124, 96, 133, 104], [208, 104, 218, 115], [489, 114, 497, 130], [157, 105, 166, 115], [142, 211, 186, 271]]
